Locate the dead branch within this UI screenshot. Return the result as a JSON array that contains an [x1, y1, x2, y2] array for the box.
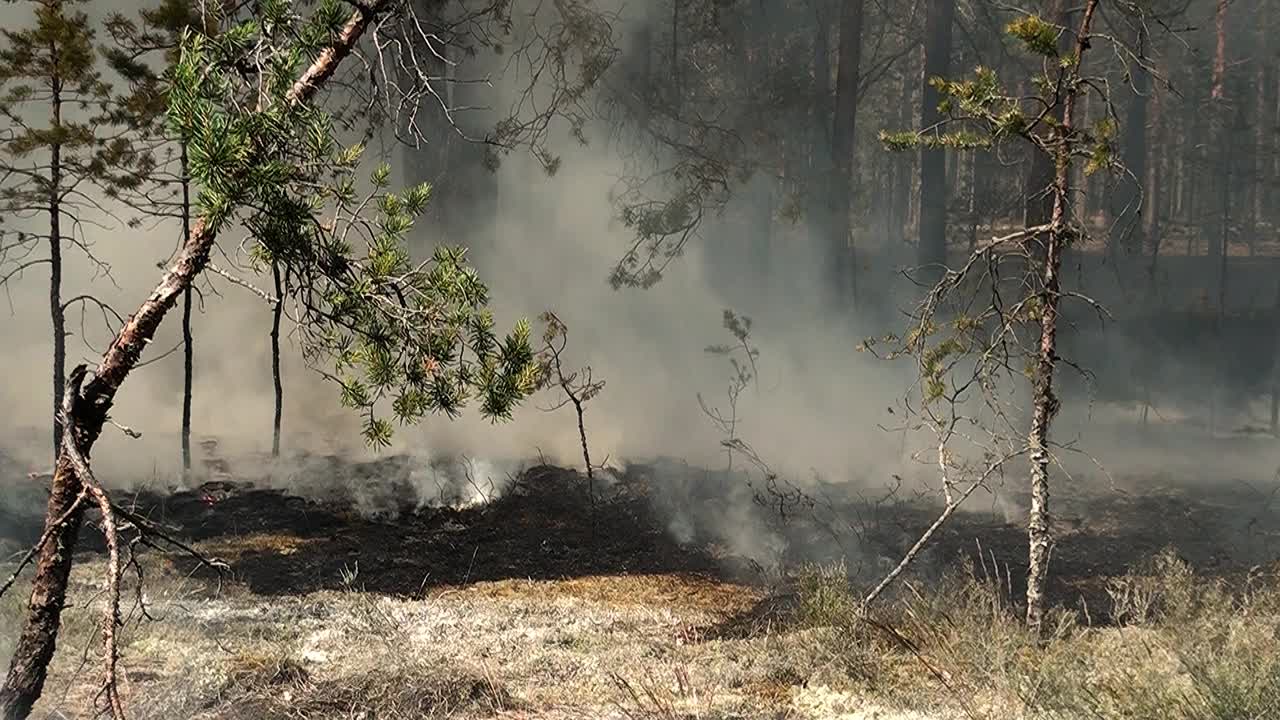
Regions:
[[205, 262, 279, 305], [57, 366, 124, 720], [862, 445, 1023, 607], [0, 493, 89, 602]]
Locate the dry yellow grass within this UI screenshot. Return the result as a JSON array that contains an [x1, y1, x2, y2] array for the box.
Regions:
[[3, 495, 1277, 720]]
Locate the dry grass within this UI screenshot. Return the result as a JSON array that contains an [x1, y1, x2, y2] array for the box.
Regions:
[[3, 458, 1277, 720], [1, 582, 24, 665], [8, 546, 1278, 720], [787, 549, 1280, 720]]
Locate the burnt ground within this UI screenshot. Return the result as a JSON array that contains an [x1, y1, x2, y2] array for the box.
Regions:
[[155, 465, 727, 596], [3, 454, 1280, 719], [4, 456, 1278, 624]]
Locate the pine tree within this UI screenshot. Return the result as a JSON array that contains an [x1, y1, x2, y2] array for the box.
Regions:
[[1, 2, 541, 715], [0, 0, 126, 458], [878, 0, 1109, 635], [102, 0, 209, 476]]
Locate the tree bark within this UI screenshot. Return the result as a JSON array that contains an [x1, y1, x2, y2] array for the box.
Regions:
[[917, 0, 955, 273], [828, 0, 865, 309], [180, 143, 193, 477], [270, 261, 284, 458], [0, 5, 383, 716], [49, 58, 65, 460], [1025, 0, 1099, 637]]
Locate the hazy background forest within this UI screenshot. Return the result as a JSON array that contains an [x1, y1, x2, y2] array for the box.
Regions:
[[3, 0, 1276, 497], [1, 0, 1279, 717]]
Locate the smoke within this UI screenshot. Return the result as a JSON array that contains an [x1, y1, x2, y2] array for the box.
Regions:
[[1, 0, 1278, 578], [0, 1, 911, 488]]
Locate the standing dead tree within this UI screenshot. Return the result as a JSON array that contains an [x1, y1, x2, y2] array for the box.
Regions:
[[872, 0, 1120, 633], [537, 311, 606, 504]]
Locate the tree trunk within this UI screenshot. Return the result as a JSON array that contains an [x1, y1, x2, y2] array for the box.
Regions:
[[1212, 0, 1230, 315], [0, 453, 86, 720], [828, 0, 865, 309], [917, 0, 955, 272], [0, 7, 382, 714], [270, 261, 284, 458], [967, 149, 983, 251], [808, 2, 833, 269], [1213, 0, 1228, 103], [1116, 24, 1149, 256], [1025, 0, 1099, 637], [1217, 125, 1232, 316], [180, 144, 193, 477], [1251, 0, 1268, 255], [49, 74, 64, 459], [890, 62, 915, 245], [670, 0, 680, 102], [1272, 280, 1280, 437], [1145, 61, 1164, 293]]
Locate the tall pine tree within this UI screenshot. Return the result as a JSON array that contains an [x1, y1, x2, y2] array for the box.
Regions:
[[102, 0, 210, 476], [0, 0, 126, 458]]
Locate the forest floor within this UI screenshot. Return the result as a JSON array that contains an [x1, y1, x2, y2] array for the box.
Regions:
[[2, 455, 1280, 719]]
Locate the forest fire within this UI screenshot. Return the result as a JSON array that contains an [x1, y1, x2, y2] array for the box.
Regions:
[[1, 0, 1278, 717]]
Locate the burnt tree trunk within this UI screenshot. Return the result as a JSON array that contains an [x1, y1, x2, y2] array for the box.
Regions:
[[0, 7, 382, 715], [49, 70, 65, 459], [270, 261, 284, 458], [180, 143, 194, 476]]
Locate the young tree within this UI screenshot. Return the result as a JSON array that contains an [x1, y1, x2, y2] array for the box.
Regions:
[[0, 0, 124, 458], [878, 0, 1110, 634], [102, 0, 210, 476], [0, 1, 550, 715]]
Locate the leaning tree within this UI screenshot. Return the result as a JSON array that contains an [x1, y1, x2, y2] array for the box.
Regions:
[[0, 0, 621, 715]]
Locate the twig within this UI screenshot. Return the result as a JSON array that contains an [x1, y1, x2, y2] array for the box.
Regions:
[[206, 262, 278, 304], [0, 492, 89, 601], [863, 450, 1024, 607]]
